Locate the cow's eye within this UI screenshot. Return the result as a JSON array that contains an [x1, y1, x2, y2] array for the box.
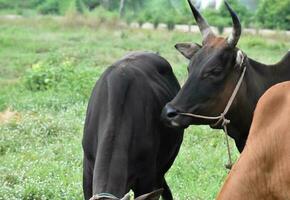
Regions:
[[210, 68, 223, 76], [202, 68, 223, 79]]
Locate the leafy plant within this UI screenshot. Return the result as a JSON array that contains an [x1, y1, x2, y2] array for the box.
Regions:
[[37, 0, 60, 15], [256, 0, 290, 30], [202, 0, 252, 32], [23, 55, 100, 102], [24, 60, 67, 91]]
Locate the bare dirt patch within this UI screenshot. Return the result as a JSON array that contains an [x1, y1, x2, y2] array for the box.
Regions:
[[0, 108, 20, 124]]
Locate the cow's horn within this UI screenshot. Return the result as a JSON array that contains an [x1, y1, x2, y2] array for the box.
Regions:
[[187, 0, 215, 43], [225, 1, 241, 47]]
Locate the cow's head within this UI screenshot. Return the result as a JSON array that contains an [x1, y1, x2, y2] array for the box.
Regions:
[[161, 0, 244, 128]]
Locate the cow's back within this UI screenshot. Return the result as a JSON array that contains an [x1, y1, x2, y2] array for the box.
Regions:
[[217, 81, 290, 200], [83, 52, 183, 199]]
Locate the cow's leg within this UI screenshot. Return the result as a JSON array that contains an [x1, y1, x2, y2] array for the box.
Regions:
[[83, 154, 94, 200], [133, 175, 155, 198], [161, 178, 173, 200]]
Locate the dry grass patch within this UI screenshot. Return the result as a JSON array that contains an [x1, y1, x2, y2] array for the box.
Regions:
[[0, 108, 20, 124]]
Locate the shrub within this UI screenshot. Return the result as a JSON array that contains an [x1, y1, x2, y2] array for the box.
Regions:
[[151, 13, 161, 29], [37, 0, 60, 15], [65, 0, 87, 15], [256, 0, 290, 30], [137, 5, 161, 28], [89, 6, 118, 24], [0, 0, 42, 9], [75, 0, 87, 13], [24, 61, 65, 91], [124, 13, 134, 25], [165, 12, 176, 31], [203, 9, 230, 34], [23, 55, 100, 101], [203, 0, 252, 30], [82, 0, 100, 10], [136, 11, 147, 27], [37, 0, 87, 15], [223, 0, 252, 27]]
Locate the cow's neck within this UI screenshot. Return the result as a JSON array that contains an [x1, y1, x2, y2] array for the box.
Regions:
[[227, 56, 290, 152]]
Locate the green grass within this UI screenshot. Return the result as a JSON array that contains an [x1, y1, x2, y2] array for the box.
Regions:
[[0, 17, 289, 200]]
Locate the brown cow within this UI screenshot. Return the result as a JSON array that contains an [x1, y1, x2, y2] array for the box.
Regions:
[[217, 81, 290, 200]]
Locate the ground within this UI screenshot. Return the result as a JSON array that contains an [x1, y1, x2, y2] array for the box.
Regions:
[[0, 16, 289, 199]]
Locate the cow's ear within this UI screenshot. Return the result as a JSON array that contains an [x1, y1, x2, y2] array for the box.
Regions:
[[235, 50, 244, 69], [175, 43, 201, 59], [134, 189, 163, 200]]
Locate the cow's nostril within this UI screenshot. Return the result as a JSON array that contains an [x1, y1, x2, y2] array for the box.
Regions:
[[167, 111, 178, 118], [164, 104, 179, 119], [161, 104, 180, 121]]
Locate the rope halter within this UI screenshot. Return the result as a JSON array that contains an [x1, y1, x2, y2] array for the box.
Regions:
[[178, 50, 247, 170], [89, 193, 119, 200]]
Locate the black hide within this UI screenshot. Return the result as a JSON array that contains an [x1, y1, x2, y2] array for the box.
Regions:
[[83, 52, 184, 200]]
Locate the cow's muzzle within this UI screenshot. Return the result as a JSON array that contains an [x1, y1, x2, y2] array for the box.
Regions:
[[161, 104, 187, 128], [162, 104, 178, 119]]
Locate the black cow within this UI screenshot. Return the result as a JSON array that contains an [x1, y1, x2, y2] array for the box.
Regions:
[[161, 0, 290, 152], [83, 52, 184, 200]]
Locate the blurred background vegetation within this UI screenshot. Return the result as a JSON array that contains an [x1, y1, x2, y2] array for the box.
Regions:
[[0, 16, 288, 199], [0, 0, 289, 30], [0, 0, 289, 199]]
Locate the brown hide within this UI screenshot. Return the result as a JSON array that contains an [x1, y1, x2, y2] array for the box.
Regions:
[[217, 81, 290, 199]]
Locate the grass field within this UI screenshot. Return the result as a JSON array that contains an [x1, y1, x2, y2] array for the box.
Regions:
[[0, 16, 289, 200]]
